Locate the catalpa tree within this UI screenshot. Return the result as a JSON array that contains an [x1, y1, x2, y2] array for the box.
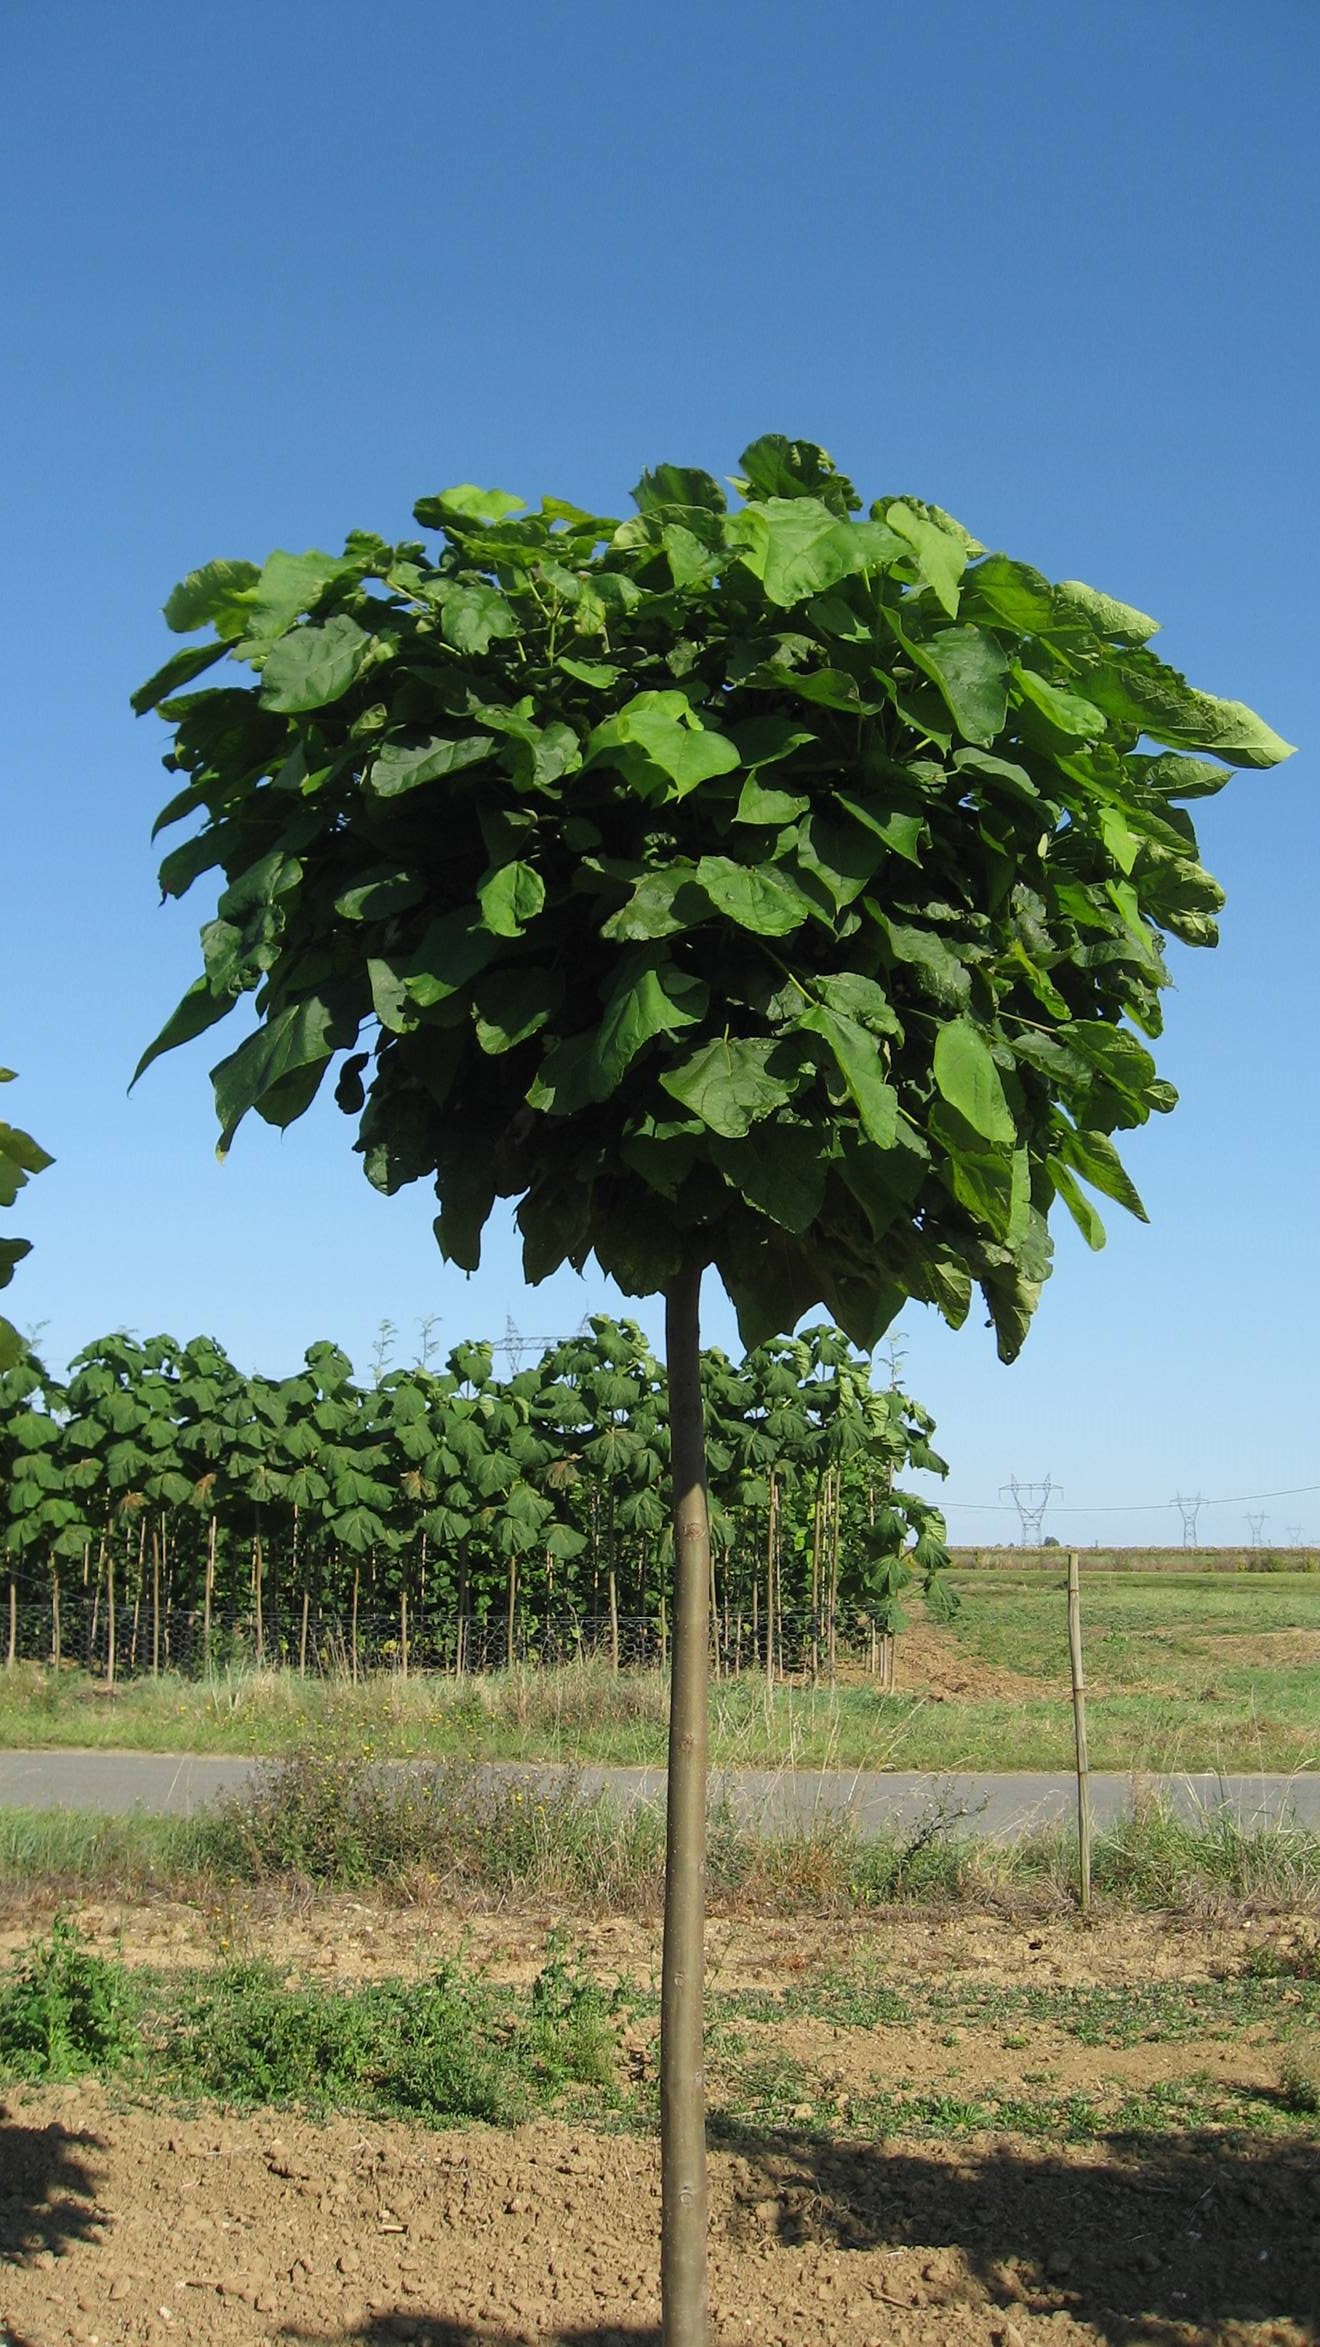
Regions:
[[134, 436, 1292, 2342], [0, 1071, 52, 1373]]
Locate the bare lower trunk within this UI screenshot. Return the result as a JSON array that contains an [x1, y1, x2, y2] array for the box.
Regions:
[[661, 1261, 710, 2345], [203, 1515, 216, 1677]]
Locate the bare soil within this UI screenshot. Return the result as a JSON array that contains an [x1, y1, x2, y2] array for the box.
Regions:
[[1, 1901, 1318, 2347]]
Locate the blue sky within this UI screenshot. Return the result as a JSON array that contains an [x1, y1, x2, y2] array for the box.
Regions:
[[1, 1, 1315, 1547]]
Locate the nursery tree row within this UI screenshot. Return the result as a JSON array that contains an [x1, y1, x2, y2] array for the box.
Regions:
[[0, 1316, 951, 1679]]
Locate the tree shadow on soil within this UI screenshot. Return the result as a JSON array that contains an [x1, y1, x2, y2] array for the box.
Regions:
[[0, 2100, 106, 2267], [282, 2121, 1317, 2346]]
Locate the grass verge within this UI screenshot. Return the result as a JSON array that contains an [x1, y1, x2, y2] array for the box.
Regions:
[[0, 1746, 1319, 1919]]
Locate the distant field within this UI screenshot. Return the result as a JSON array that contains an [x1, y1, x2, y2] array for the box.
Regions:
[[0, 1569, 1315, 1776]]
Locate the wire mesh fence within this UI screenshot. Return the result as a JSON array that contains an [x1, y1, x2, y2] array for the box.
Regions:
[[0, 1597, 899, 1683]]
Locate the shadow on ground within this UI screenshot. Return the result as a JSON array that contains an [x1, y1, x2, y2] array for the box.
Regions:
[[0, 2102, 105, 2272], [280, 2123, 1318, 2346]]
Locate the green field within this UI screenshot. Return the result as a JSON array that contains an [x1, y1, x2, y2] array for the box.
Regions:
[[0, 1570, 1315, 1776]]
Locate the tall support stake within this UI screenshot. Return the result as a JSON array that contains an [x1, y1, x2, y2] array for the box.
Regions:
[[1066, 1549, 1092, 1913], [661, 1261, 710, 2346]]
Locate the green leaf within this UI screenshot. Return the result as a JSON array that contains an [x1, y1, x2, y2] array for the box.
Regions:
[[796, 1005, 898, 1146], [558, 655, 620, 688], [1054, 579, 1159, 644], [932, 1019, 1015, 1144], [131, 639, 229, 715], [593, 960, 707, 1093], [886, 501, 968, 617], [694, 856, 816, 935], [211, 994, 357, 1151], [599, 865, 707, 942], [1048, 1159, 1107, 1250], [961, 551, 1055, 633], [242, 549, 362, 648], [814, 973, 902, 1035], [587, 691, 739, 798], [629, 465, 727, 516], [471, 967, 558, 1056], [441, 584, 519, 655], [662, 524, 711, 588], [900, 623, 1010, 746], [733, 777, 810, 824], [259, 615, 372, 712], [1133, 752, 1232, 801], [731, 497, 889, 607], [660, 1038, 801, 1137], [1013, 665, 1105, 739], [132, 977, 236, 1087], [835, 797, 925, 865], [163, 558, 259, 639], [414, 484, 527, 528], [1080, 647, 1295, 768], [736, 435, 861, 516], [710, 1125, 827, 1232], [368, 733, 494, 797], [1052, 1119, 1148, 1220], [334, 872, 429, 921], [477, 861, 545, 937]]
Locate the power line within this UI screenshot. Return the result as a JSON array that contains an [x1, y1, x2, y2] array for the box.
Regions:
[[936, 1480, 1320, 1516]]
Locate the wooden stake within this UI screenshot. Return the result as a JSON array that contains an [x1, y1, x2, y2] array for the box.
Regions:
[[300, 1588, 310, 1678], [1066, 1549, 1093, 1913], [6, 1577, 15, 1671], [400, 1584, 409, 1680]]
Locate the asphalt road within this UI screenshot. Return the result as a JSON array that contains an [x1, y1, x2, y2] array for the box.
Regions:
[[1, 1749, 1317, 1839]]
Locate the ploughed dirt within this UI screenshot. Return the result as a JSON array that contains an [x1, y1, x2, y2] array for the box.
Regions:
[[836, 1624, 1046, 1704], [1, 1900, 1318, 2347]]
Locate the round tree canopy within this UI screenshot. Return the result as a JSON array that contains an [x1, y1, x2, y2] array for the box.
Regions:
[[134, 436, 1294, 1358]]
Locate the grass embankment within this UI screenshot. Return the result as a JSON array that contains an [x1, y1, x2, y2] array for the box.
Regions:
[[1, 1570, 1317, 1772], [2, 1744, 1320, 1918], [2, 1908, 1318, 2147]]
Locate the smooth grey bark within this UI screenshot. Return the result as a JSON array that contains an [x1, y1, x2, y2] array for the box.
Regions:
[[661, 1261, 710, 2345]]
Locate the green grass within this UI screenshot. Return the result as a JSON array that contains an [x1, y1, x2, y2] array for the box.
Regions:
[[2, 1569, 1317, 1771], [6, 1918, 1314, 2151], [0, 1747, 1318, 1920], [0, 1919, 621, 2127]]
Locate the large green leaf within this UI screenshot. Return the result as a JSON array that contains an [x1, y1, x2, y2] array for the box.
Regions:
[[1055, 578, 1159, 644], [587, 691, 739, 797], [886, 502, 967, 617], [932, 1019, 1015, 1144], [660, 1038, 802, 1136], [441, 584, 519, 655], [132, 976, 236, 1088], [259, 615, 372, 712], [211, 994, 358, 1150], [163, 558, 259, 639], [1013, 666, 1105, 739], [242, 549, 362, 648], [368, 731, 495, 797], [477, 861, 545, 937], [131, 639, 229, 716], [1051, 1118, 1148, 1219], [900, 623, 1010, 746], [1080, 648, 1295, 768], [731, 497, 897, 607], [796, 1006, 898, 1146], [694, 856, 816, 935]]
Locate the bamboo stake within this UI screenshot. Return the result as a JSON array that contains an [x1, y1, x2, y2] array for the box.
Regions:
[[299, 1588, 310, 1678], [6, 1577, 15, 1671], [51, 1563, 60, 1670], [400, 1584, 409, 1680], [106, 1535, 116, 1694], [203, 1514, 216, 1679], [350, 1566, 360, 1685], [151, 1521, 161, 1680], [1066, 1549, 1093, 1913]]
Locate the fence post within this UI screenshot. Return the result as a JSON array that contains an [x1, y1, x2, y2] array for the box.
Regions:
[[6, 1577, 15, 1671], [1066, 1548, 1093, 1913]]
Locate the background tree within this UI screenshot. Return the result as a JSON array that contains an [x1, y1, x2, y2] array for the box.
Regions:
[[134, 435, 1291, 2342], [0, 1069, 52, 1373]]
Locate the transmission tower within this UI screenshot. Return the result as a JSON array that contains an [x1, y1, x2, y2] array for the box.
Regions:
[[1245, 1510, 1267, 1548], [1286, 1523, 1304, 1547], [1000, 1474, 1061, 1547], [1173, 1493, 1204, 1546]]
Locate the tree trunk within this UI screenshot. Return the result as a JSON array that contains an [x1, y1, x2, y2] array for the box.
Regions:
[[106, 1535, 116, 1694], [300, 1587, 310, 1678], [661, 1261, 710, 2345], [506, 1553, 517, 1668], [51, 1563, 60, 1670], [400, 1582, 409, 1680], [608, 1563, 620, 1672], [350, 1565, 360, 1684], [6, 1576, 15, 1671]]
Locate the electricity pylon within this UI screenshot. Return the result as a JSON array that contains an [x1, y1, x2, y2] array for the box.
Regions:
[[1000, 1475, 1060, 1547]]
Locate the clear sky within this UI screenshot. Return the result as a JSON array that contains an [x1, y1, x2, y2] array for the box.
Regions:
[[1, 1, 1315, 1548]]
